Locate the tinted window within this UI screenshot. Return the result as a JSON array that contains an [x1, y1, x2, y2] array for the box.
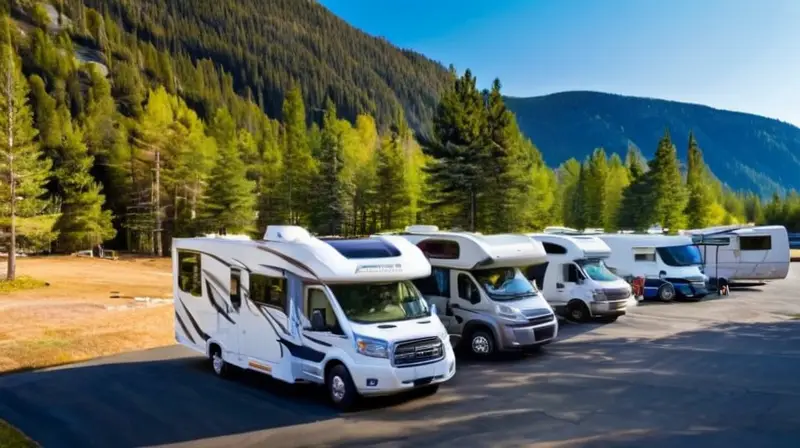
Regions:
[[412, 267, 451, 297], [542, 242, 567, 254], [417, 240, 460, 259], [250, 274, 287, 311], [306, 288, 340, 332], [740, 236, 771, 251], [457, 273, 479, 302], [657, 245, 703, 266], [563, 264, 583, 283], [525, 263, 548, 290], [178, 251, 202, 296], [324, 239, 401, 258], [634, 253, 656, 262], [230, 269, 242, 309]]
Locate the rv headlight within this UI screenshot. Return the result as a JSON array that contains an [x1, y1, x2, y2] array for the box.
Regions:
[[354, 334, 389, 359], [495, 304, 526, 321], [592, 290, 607, 302]]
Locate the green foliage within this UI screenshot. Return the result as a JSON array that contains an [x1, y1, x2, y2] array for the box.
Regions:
[[310, 99, 350, 235], [685, 132, 714, 229], [0, 276, 48, 293], [646, 130, 687, 231], [0, 214, 59, 253], [281, 84, 315, 225]]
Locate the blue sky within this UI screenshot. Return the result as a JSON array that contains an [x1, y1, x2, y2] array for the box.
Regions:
[[320, 0, 800, 126]]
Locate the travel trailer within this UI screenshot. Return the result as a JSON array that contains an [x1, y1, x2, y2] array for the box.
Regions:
[[598, 234, 709, 302], [171, 226, 456, 410], [683, 225, 790, 287], [527, 234, 632, 322], [391, 226, 558, 357]]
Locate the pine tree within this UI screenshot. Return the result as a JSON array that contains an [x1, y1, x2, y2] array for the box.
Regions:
[[311, 99, 348, 235], [281, 84, 314, 225], [603, 153, 630, 231], [685, 131, 714, 229], [255, 118, 284, 232], [556, 158, 581, 226], [28, 74, 63, 150], [584, 148, 609, 228], [375, 122, 408, 230], [54, 124, 116, 251], [203, 137, 256, 235], [648, 129, 687, 231], [0, 43, 52, 280], [618, 146, 652, 230]]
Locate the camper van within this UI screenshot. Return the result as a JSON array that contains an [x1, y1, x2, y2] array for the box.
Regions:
[[598, 234, 709, 302], [393, 226, 558, 357], [527, 234, 632, 322], [171, 226, 456, 410], [683, 225, 790, 287]]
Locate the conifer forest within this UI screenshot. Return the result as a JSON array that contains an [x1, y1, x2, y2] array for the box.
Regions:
[[1, 0, 798, 280]]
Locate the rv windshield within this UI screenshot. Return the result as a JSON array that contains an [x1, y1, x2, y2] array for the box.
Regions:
[[329, 281, 430, 324], [657, 244, 703, 267], [577, 259, 619, 282], [472, 268, 538, 301]]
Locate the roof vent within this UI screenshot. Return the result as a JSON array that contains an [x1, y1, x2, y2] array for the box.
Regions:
[[404, 225, 440, 233], [264, 225, 312, 243]]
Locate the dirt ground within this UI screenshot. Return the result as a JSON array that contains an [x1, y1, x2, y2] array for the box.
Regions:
[[0, 255, 174, 373]]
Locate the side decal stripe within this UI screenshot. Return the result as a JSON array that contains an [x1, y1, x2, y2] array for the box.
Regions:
[[179, 298, 210, 341], [175, 312, 196, 344], [205, 279, 236, 325]]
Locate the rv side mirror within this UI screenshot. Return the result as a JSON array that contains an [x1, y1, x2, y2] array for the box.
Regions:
[[310, 309, 326, 331]]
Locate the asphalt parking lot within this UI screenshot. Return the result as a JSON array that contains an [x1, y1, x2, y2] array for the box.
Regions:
[[2, 266, 800, 448]]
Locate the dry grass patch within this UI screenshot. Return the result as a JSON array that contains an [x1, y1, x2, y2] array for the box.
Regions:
[[791, 249, 800, 261], [0, 277, 48, 294], [0, 256, 174, 373], [0, 419, 38, 447]]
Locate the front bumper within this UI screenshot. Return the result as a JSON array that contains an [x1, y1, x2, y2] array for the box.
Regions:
[[351, 346, 457, 396], [674, 282, 709, 299], [498, 319, 558, 351], [590, 299, 628, 316]]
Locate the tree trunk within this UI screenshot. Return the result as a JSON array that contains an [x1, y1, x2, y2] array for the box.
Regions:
[[154, 149, 162, 256], [5, 63, 15, 281]]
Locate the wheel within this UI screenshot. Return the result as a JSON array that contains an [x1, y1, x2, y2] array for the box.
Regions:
[[567, 301, 591, 323], [657, 283, 676, 302], [210, 346, 230, 378], [326, 364, 358, 411], [469, 330, 495, 358], [598, 315, 619, 323]]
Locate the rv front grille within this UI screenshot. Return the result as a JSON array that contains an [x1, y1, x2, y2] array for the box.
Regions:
[[602, 288, 631, 301], [527, 313, 554, 326], [534, 325, 556, 341], [393, 337, 444, 367]]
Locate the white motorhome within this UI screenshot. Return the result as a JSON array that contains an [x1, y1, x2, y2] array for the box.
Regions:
[[598, 234, 709, 302], [172, 226, 456, 410], [391, 226, 558, 358], [682, 225, 790, 287], [527, 234, 632, 322]]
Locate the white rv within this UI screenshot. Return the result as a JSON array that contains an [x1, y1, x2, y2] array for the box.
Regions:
[[683, 225, 790, 287], [598, 234, 709, 302], [527, 234, 632, 322], [172, 226, 456, 410], [392, 226, 558, 357]]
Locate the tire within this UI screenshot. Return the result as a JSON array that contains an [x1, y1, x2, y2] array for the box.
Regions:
[[567, 301, 591, 323], [326, 364, 358, 411], [657, 283, 676, 302], [210, 346, 230, 378], [469, 329, 495, 358]]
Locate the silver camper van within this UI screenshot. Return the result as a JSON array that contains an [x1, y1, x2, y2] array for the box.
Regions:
[[392, 226, 559, 358]]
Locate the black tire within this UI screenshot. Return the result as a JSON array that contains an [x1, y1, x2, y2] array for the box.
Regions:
[[567, 301, 591, 323], [657, 283, 676, 302], [469, 329, 495, 358], [598, 315, 619, 324], [210, 345, 230, 378], [326, 364, 358, 411]]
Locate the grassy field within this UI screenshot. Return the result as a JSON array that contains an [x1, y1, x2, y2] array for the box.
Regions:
[[0, 255, 173, 373]]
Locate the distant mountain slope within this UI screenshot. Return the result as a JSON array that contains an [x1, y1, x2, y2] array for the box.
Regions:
[[83, 0, 450, 131], [505, 91, 800, 196]]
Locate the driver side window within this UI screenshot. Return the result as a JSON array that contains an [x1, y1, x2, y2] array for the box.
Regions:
[[305, 287, 341, 334], [563, 264, 582, 283], [457, 273, 480, 304]]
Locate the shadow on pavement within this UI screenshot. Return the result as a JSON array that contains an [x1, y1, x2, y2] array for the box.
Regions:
[[1, 321, 799, 447]]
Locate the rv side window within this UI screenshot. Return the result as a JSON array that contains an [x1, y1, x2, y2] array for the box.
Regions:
[[525, 263, 548, 290], [634, 253, 656, 262], [542, 243, 567, 254], [457, 273, 479, 303], [562, 264, 582, 283], [306, 288, 340, 333], [250, 274, 287, 311], [412, 267, 451, 297], [740, 235, 771, 251], [417, 240, 460, 259], [230, 269, 242, 310], [177, 251, 202, 297]]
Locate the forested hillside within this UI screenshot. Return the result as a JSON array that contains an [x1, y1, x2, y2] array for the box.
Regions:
[[505, 91, 800, 197], [0, 1, 798, 282], [76, 0, 450, 133]]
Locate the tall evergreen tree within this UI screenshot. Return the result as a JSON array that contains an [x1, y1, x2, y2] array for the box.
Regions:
[[0, 43, 52, 280], [648, 129, 687, 231], [281, 84, 314, 225], [685, 131, 714, 229], [203, 137, 256, 234], [618, 146, 652, 230], [556, 158, 582, 227], [311, 99, 348, 235], [583, 148, 609, 228], [375, 120, 409, 230]]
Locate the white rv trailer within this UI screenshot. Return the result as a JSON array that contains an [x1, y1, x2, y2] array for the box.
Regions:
[[391, 226, 558, 357], [598, 234, 709, 302], [527, 234, 632, 322], [172, 226, 456, 410], [682, 225, 790, 286]]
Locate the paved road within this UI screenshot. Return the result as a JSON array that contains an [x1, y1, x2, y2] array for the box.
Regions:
[[2, 268, 800, 448]]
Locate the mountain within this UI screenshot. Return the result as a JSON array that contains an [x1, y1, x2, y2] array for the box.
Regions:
[[80, 0, 450, 132], [505, 91, 800, 196]]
